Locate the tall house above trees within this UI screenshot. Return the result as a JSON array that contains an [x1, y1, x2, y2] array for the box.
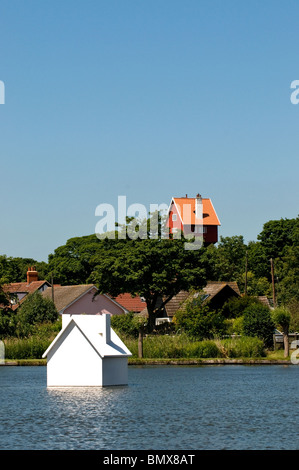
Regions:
[[166, 194, 221, 245]]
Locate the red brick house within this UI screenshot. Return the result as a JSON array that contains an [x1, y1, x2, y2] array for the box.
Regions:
[[166, 194, 221, 245]]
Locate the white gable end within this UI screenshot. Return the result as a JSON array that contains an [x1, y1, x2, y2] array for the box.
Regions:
[[43, 313, 131, 387]]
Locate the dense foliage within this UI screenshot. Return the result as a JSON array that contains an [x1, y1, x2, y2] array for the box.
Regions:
[[0, 291, 58, 339], [242, 303, 275, 347], [16, 292, 58, 337], [173, 296, 226, 339], [0, 215, 298, 351]]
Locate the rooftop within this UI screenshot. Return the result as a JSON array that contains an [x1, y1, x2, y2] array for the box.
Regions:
[[170, 196, 221, 226]]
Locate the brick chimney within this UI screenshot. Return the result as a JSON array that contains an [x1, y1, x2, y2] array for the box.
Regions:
[[27, 266, 38, 284]]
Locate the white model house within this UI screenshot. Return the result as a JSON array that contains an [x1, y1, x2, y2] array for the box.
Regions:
[[42, 313, 131, 387]]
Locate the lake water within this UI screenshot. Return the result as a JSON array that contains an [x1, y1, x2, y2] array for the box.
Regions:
[[0, 364, 299, 450]]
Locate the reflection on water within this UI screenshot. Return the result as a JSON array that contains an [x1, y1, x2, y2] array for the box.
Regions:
[[1, 365, 299, 450]]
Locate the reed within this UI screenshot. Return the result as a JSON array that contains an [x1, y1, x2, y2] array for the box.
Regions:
[[4, 336, 52, 359], [120, 333, 266, 359]]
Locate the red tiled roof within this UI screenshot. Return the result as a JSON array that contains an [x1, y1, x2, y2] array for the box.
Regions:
[[3, 280, 51, 310], [170, 197, 221, 226], [113, 293, 147, 313], [4, 280, 50, 295]]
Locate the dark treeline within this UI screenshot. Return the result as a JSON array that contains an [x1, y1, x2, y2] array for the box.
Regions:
[[0, 216, 298, 353], [1, 216, 298, 312], [0, 217, 299, 304]]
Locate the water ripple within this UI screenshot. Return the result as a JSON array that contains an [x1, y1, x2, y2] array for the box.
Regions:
[[1, 365, 299, 449]]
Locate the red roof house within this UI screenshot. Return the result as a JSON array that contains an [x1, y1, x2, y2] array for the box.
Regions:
[[166, 193, 221, 245], [4, 266, 51, 310], [112, 293, 147, 313]]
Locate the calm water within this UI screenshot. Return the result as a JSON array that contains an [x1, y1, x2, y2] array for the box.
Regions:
[[0, 364, 299, 450]]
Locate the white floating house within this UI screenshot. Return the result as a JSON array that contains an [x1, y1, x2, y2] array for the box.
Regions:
[[42, 313, 132, 387]]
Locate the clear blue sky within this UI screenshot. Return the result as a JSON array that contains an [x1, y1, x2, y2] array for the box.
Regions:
[[0, 0, 298, 261]]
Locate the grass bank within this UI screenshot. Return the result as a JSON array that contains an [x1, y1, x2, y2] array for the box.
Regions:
[[121, 333, 268, 359], [1, 332, 290, 364]]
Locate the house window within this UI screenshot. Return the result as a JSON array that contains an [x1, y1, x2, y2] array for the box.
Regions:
[[172, 214, 177, 221]]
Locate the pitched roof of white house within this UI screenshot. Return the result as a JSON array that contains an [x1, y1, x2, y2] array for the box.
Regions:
[[42, 314, 132, 359]]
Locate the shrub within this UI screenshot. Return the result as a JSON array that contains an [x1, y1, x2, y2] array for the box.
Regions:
[[272, 306, 291, 332], [174, 298, 226, 340], [185, 340, 221, 358], [221, 336, 266, 358], [221, 295, 261, 319], [111, 312, 139, 338], [224, 317, 244, 336], [4, 336, 52, 359], [242, 303, 274, 347], [119, 333, 222, 359], [16, 292, 58, 337], [0, 308, 16, 338], [288, 299, 299, 332]]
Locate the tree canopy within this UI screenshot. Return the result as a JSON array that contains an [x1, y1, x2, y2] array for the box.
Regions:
[[90, 237, 207, 331], [1, 215, 298, 335]]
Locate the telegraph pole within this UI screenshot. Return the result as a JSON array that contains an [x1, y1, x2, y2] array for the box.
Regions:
[[270, 258, 276, 308], [244, 251, 248, 295], [51, 273, 54, 303]]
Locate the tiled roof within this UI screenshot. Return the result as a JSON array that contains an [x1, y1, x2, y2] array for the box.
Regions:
[[164, 282, 241, 317], [3, 280, 51, 310], [42, 284, 97, 313], [113, 293, 147, 313], [164, 291, 190, 317], [203, 281, 241, 297], [257, 296, 272, 308], [4, 280, 50, 295], [171, 197, 221, 226]]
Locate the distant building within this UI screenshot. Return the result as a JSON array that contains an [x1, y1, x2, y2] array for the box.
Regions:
[[42, 284, 127, 316], [166, 194, 221, 245], [3, 266, 51, 310], [4, 266, 128, 317], [142, 282, 241, 325]]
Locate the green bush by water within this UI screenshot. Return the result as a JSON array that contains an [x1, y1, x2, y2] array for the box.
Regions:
[[4, 337, 51, 359], [217, 336, 266, 358], [119, 333, 266, 359], [3, 326, 266, 360]]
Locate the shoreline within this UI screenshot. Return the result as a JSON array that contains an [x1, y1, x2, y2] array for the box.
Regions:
[[0, 358, 292, 366]]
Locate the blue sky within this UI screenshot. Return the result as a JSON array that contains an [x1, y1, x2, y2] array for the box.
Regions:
[[0, 0, 298, 261]]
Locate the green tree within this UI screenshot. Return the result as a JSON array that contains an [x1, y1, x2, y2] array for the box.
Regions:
[[0, 255, 48, 283], [221, 295, 261, 319], [47, 235, 101, 285], [0, 279, 15, 338], [174, 294, 226, 339], [110, 312, 139, 338], [272, 306, 291, 357], [288, 299, 299, 332], [239, 271, 271, 296], [242, 303, 274, 348], [246, 240, 270, 279], [16, 292, 58, 337], [275, 237, 299, 304], [205, 236, 247, 284], [248, 217, 299, 304], [257, 217, 299, 260], [90, 236, 207, 332]]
